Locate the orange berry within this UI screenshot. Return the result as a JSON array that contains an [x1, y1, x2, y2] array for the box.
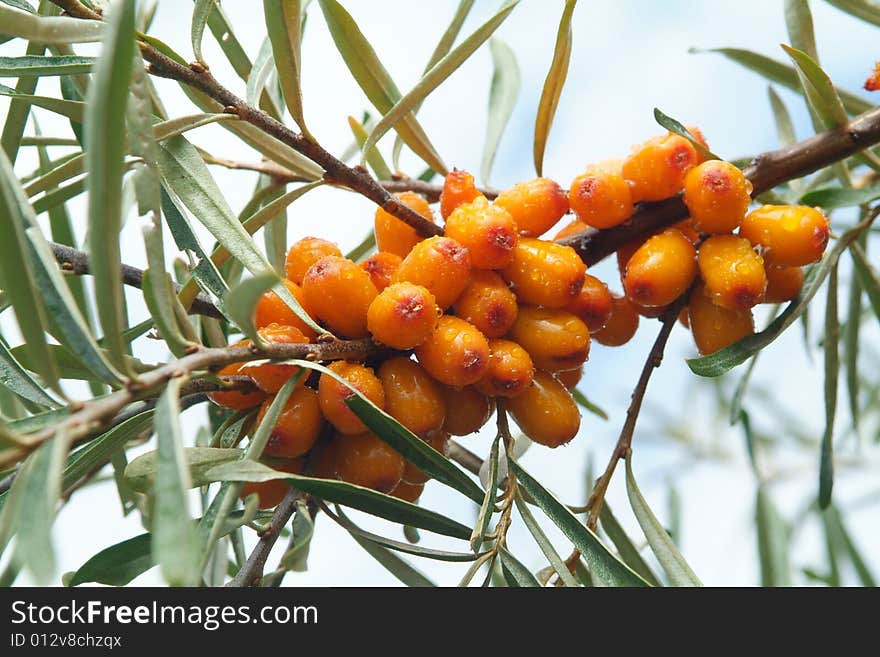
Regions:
[[374, 191, 435, 258], [306, 438, 341, 479], [555, 365, 583, 390], [554, 219, 589, 240], [568, 166, 634, 229], [622, 134, 699, 202], [508, 305, 590, 372], [335, 431, 405, 493], [500, 237, 586, 308], [674, 218, 701, 243], [592, 293, 639, 346], [415, 315, 490, 386], [367, 282, 439, 349], [739, 205, 830, 266], [378, 357, 446, 438], [209, 341, 269, 410], [682, 125, 711, 162], [401, 430, 450, 485], [302, 255, 378, 338], [240, 457, 303, 508], [440, 169, 484, 220], [452, 269, 518, 338], [256, 387, 322, 459], [318, 361, 385, 435], [475, 339, 535, 398], [683, 160, 752, 234], [390, 480, 425, 503], [444, 196, 518, 269], [688, 283, 754, 355], [697, 235, 767, 310], [360, 251, 402, 292], [764, 265, 804, 303], [440, 386, 494, 436], [253, 279, 317, 341], [246, 323, 308, 394], [616, 239, 644, 281], [566, 274, 613, 332], [624, 228, 697, 307], [507, 370, 580, 448], [394, 236, 472, 309], [285, 237, 342, 285], [494, 178, 570, 237], [632, 299, 669, 319]]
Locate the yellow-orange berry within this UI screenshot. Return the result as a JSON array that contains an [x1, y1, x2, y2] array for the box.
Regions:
[[697, 235, 767, 310], [682, 125, 711, 162], [508, 305, 590, 372], [683, 160, 752, 234], [555, 365, 583, 390], [246, 324, 308, 394], [302, 256, 378, 338], [622, 134, 699, 202], [253, 279, 317, 341], [210, 361, 269, 410], [256, 387, 322, 459], [390, 480, 425, 503], [624, 229, 697, 307], [674, 219, 701, 243], [500, 238, 586, 308], [440, 169, 483, 220], [374, 191, 435, 258], [764, 265, 804, 303], [415, 316, 490, 386], [592, 294, 640, 346], [367, 282, 439, 349], [318, 361, 385, 435], [240, 457, 303, 508], [394, 236, 472, 309], [452, 269, 518, 338], [444, 196, 518, 269], [554, 219, 589, 240], [568, 166, 634, 229], [334, 431, 405, 493], [360, 251, 402, 292], [507, 371, 580, 448], [566, 274, 613, 332], [401, 430, 450, 485], [378, 357, 446, 438], [475, 339, 535, 398], [440, 386, 494, 436], [285, 237, 342, 285], [306, 438, 340, 479], [616, 239, 644, 281], [688, 283, 754, 355], [740, 205, 830, 266], [494, 178, 570, 237]]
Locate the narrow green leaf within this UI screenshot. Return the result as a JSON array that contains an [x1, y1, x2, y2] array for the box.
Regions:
[[515, 491, 580, 587], [801, 186, 880, 209], [598, 503, 662, 587], [0, 4, 104, 43], [0, 337, 58, 408], [68, 533, 153, 587], [245, 37, 276, 109], [785, 0, 819, 62], [126, 446, 240, 493], [348, 115, 392, 181], [0, 0, 35, 14], [755, 486, 791, 586], [11, 342, 155, 381], [571, 388, 609, 420], [824, 0, 880, 26], [843, 242, 863, 434], [819, 264, 839, 509], [739, 410, 760, 476], [499, 548, 540, 587], [653, 107, 720, 161], [849, 241, 880, 321], [263, 0, 310, 135], [481, 38, 520, 185], [224, 273, 277, 345], [781, 44, 849, 129], [192, 0, 252, 80], [823, 505, 876, 587], [345, 524, 436, 587], [191, 0, 217, 63], [280, 499, 314, 572], [0, 5, 44, 164], [471, 435, 500, 550], [729, 352, 760, 425], [0, 55, 93, 76], [768, 85, 797, 148], [0, 82, 85, 122]]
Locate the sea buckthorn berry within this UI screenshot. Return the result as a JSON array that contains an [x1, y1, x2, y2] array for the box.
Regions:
[[554, 219, 589, 240], [209, 339, 268, 409], [622, 134, 699, 202], [632, 299, 668, 319], [440, 386, 494, 436], [335, 431, 405, 493], [764, 265, 804, 303], [256, 387, 322, 459], [394, 236, 472, 309], [568, 165, 634, 229], [683, 160, 753, 234], [253, 279, 317, 341], [302, 256, 378, 338], [624, 229, 697, 307], [360, 251, 402, 292], [374, 191, 435, 258], [240, 457, 304, 508], [507, 371, 580, 448], [739, 205, 830, 266], [306, 438, 340, 479], [566, 274, 613, 332], [390, 480, 425, 503], [401, 430, 450, 485], [415, 316, 490, 386], [476, 339, 535, 398], [318, 361, 385, 435], [246, 324, 308, 394], [378, 357, 446, 438], [688, 283, 754, 355], [508, 305, 590, 373], [440, 169, 484, 220], [616, 239, 644, 281], [683, 125, 710, 155], [285, 237, 342, 285], [555, 365, 583, 390], [500, 238, 586, 308], [592, 293, 640, 346], [453, 269, 518, 338], [494, 178, 570, 237], [367, 282, 439, 349], [697, 235, 767, 310], [674, 218, 701, 243], [444, 196, 518, 269]]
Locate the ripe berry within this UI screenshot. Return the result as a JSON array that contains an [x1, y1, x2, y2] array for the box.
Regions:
[[360, 251, 402, 291], [674, 218, 701, 243], [440, 169, 483, 220], [440, 386, 494, 436], [507, 370, 580, 448], [453, 269, 518, 338], [697, 235, 767, 310], [508, 305, 590, 372], [394, 236, 472, 309], [683, 160, 753, 234], [246, 323, 308, 394], [306, 438, 340, 479], [401, 430, 450, 485], [302, 255, 378, 338], [285, 237, 342, 285], [335, 431, 405, 493], [764, 265, 804, 303], [378, 357, 446, 438], [554, 219, 589, 240], [622, 134, 699, 202], [566, 274, 613, 332], [592, 293, 639, 346], [374, 191, 435, 258], [739, 205, 830, 266], [253, 279, 317, 341], [390, 480, 425, 503], [494, 177, 570, 237], [367, 282, 439, 349], [624, 228, 697, 307], [444, 196, 518, 269], [415, 315, 490, 386], [240, 457, 303, 508], [554, 365, 583, 390], [616, 239, 644, 281], [500, 238, 586, 308], [318, 361, 385, 435], [256, 387, 322, 459], [568, 165, 634, 229], [209, 341, 268, 410], [688, 283, 754, 355], [476, 339, 535, 398]]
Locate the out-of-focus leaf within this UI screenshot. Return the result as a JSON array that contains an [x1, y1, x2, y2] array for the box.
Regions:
[[499, 549, 540, 587], [191, 0, 217, 63], [843, 244, 862, 433], [515, 491, 580, 587], [598, 503, 661, 587], [730, 353, 760, 426], [785, 0, 819, 62], [824, 0, 880, 28], [0, 55, 93, 76], [739, 410, 760, 477], [755, 486, 791, 586], [653, 108, 720, 161], [0, 4, 104, 43], [348, 115, 392, 181], [68, 533, 153, 587], [801, 185, 880, 209], [0, 0, 35, 14], [263, 0, 309, 135], [571, 388, 609, 420], [823, 505, 876, 586], [767, 85, 797, 148], [849, 241, 880, 323], [819, 264, 839, 509], [280, 499, 314, 572], [224, 273, 277, 345], [345, 523, 436, 587], [481, 38, 520, 185], [0, 82, 85, 122]]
